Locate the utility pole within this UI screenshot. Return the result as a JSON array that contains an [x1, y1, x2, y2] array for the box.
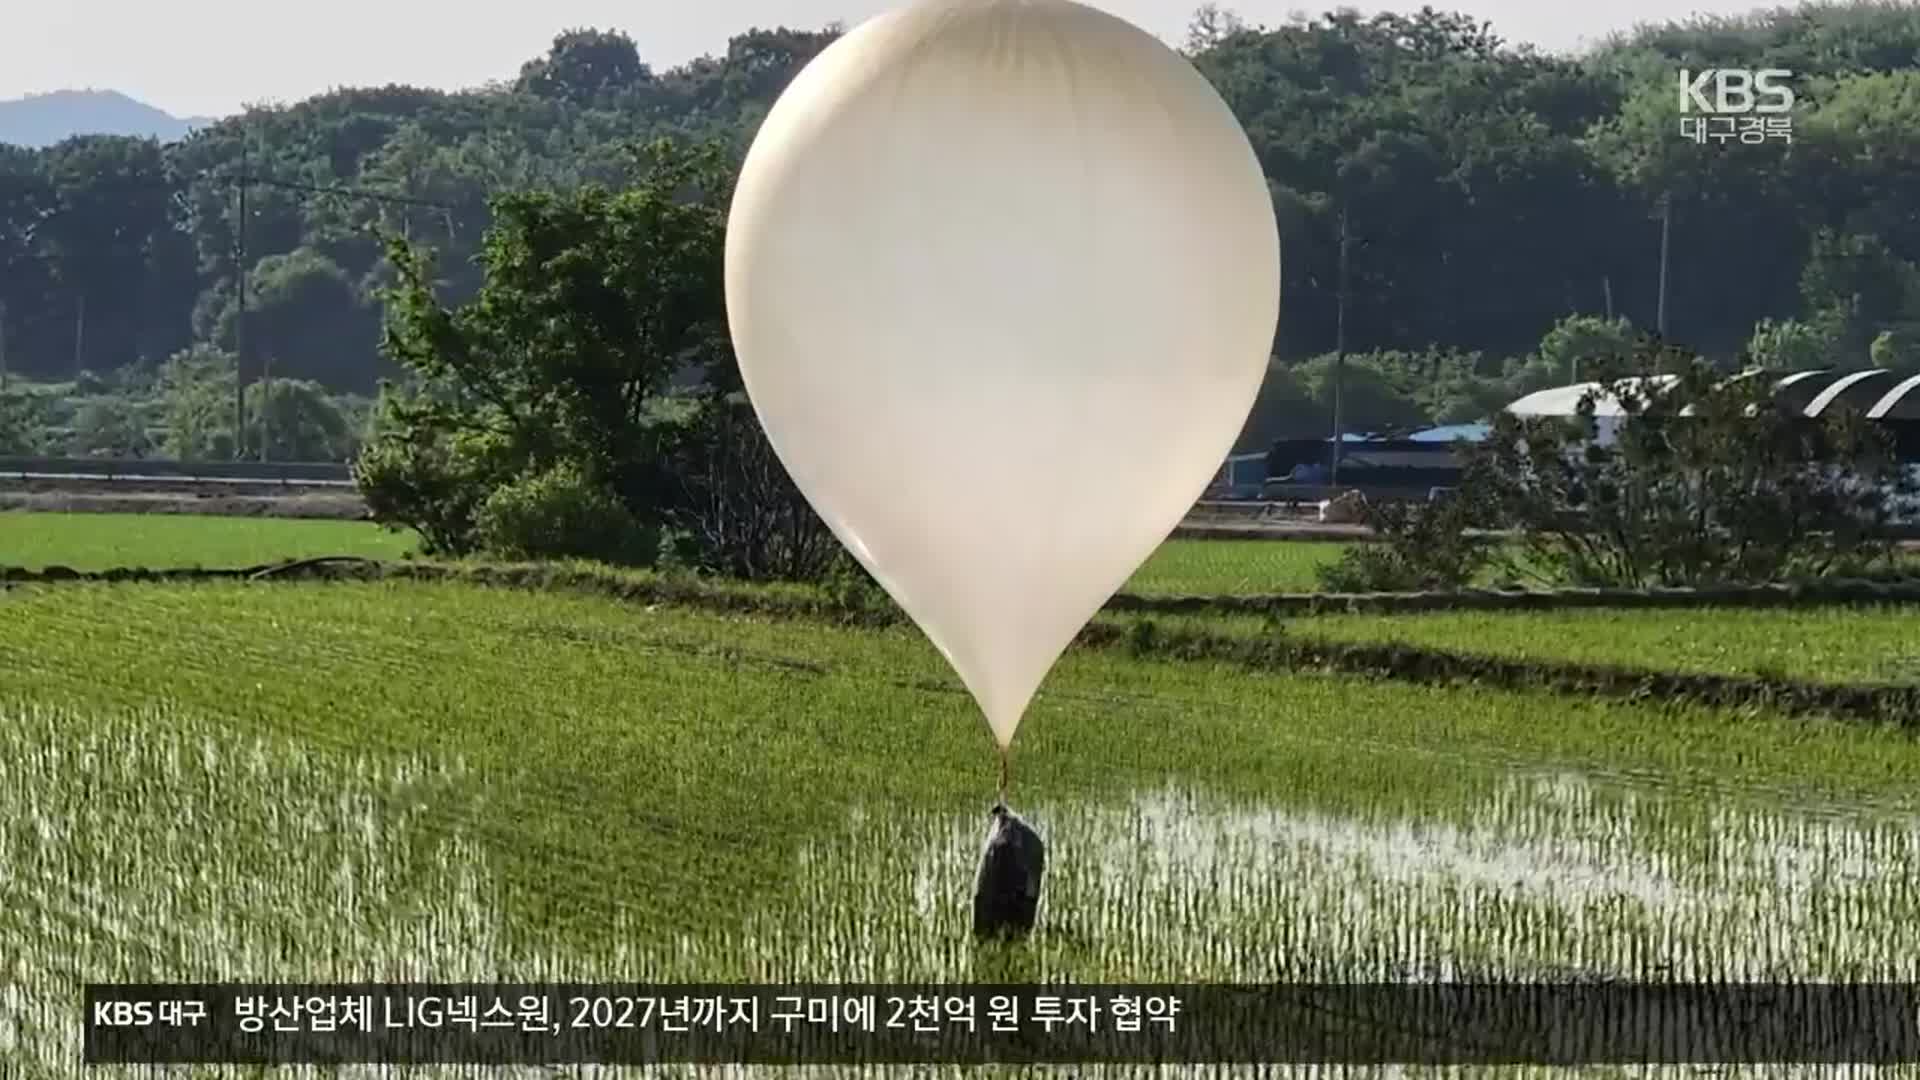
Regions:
[[1656, 191, 1672, 340], [233, 132, 249, 460], [0, 300, 8, 393], [1603, 275, 1614, 321], [248, 124, 273, 463], [73, 294, 85, 377], [260, 353, 271, 464], [1330, 205, 1349, 488]]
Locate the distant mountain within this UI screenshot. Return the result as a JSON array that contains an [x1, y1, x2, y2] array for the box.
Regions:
[[0, 90, 218, 148]]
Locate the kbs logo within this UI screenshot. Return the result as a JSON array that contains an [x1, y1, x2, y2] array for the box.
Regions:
[[1679, 69, 1795, 114], [92, 1000, 154, 1026], [1677, 69, 1794, 145]]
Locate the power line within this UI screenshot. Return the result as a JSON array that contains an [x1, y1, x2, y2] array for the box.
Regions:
[[0, 166, 474, 297], [0, 168, 470, 212], [0, 163, 477, 384], [230, 173, 465, 212], [235, 138, 249, 461]]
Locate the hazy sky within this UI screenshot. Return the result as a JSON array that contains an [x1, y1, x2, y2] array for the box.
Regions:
[[4, 0, 1774, 117]]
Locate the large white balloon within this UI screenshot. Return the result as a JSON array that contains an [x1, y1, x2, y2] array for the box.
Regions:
[[725, 0, 1280, 748]]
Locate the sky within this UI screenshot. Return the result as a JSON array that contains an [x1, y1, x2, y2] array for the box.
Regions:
[[2, 0, 1779, 118]]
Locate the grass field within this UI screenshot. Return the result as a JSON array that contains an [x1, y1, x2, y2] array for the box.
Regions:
[[7, 579, 1920, 1073], [0, 510, 417, 568], [0, 511, 1339, 594], [1120, 538, 1345, 595], [1191, 607, 1920, 685]]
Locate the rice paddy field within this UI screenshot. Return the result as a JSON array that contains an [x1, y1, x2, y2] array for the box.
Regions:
[[5, 511, 1920, 1077], [1187, 607, 1920, 684], [0, 511, 1341, 595], [0, 511, 418, 569], [1118, 538, 1344, 595]]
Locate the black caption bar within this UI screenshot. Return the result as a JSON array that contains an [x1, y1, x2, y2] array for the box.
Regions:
[[85, 983, 1920, 1065]]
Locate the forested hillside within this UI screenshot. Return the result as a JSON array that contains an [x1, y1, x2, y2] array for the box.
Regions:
[[1, 4, 1917, 453]]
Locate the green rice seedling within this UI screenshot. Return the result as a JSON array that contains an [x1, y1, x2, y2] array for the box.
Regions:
[[0, 512, 416, 570], [12, 707, 1920, 1078], [1125, 540, 1347, 596], [9, 582, 1920, 1078], [1158, 607, 1920, 686]]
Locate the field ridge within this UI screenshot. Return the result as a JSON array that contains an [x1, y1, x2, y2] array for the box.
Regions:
[[5, 559, 1919, 724], [8, 558, 1920, 616], [1090, 620, 1920, 729]]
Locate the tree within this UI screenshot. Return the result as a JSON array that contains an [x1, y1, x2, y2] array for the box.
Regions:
[[663, 395, 841, 580], [1798, 228, 1920, 356], [359, 139, 733, 560], [649, 28, 840, 122], [352, 387, 511, 555], [1870, 326, 1920, 373], [1184, 4, 1250, 53], [1533, 315, 1639, 383], [8, 0, 1920, 423], [245, 378, 354, 461], [0, 152, 58, 377], [36, 136, 181, 372], [0, 390, 44, 453], [1188, 7, 1627, 360], [1295, 352, 1429, 434], [1466, 341, 1914, 586], [1232, 361, 1320, 451], [1747, 316, 1844, 370], [160, 344, 238, 461], [474, 459, 658, 563], [69, 396, 152, 457], [1386, 348, 1515, 425], [517, 29, 653, 104], [716, 29, 841, 105], [209, 248, 384, 388], [1316, 493, 1496, 591]]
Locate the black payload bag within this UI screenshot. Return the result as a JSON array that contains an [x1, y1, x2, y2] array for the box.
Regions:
[[971, 803, 1045, 940]]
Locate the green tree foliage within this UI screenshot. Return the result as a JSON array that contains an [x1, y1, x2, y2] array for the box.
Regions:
[[1597, 2, 1920, 74], [517, 29, 654, 105], [1465, 342, 1916, 586], [1233, 361, 1319, 450], [0, 22, 831, 389], [1797, 227, 1920, 355], [475, 460, 657, 563], [245, 378, 354, 461], [1295, 353, 1432, 434], [1870, 326, 1920, 372], [358, 139, 734, 564], [0, 1, 1917, 424], [1746, 316, 1843, 370], [1236, 346, 1522, 448], [1531, 315, 1639, 384], [0, 149, 57, 366], [208, 248, 384, 388], [68, 395, 152, 457], [160, 344, 237, 460], [159, 352, 358, 461], [1316, 494, 1496, 591], [0, 389, 44, 453], [352, 388, 511, 555], [33, 136, 188, 372], [1183, 4, 1250, 52]]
